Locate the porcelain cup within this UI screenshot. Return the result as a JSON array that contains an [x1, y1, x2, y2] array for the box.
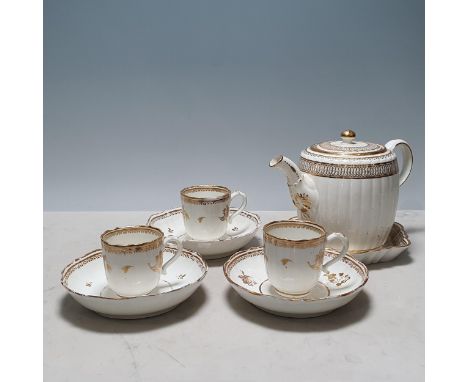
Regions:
[[180, 185, 247, 241], [101, 225, 182, 297], [263, 220, 349, 297]]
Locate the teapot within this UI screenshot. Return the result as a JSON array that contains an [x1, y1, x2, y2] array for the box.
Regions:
[[270, 130, 413, 252]]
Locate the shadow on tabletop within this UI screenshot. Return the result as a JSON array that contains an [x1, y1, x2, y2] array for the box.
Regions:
[[205, 257, 229, 268], [59, 286, 207, 333], [224, 287, 371, 332], [205, 236, 262, 268], [366, 249, 415, 271]]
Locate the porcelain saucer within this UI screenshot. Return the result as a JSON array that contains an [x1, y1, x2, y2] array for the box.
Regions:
[[349, 222, 411, 264], [61, 247, 208, 319], [288, 217, 410, 265], [146, 208, 260, 260], [223, 247, 368, 318]]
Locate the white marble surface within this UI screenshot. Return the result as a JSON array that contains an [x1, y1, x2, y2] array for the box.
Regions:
[[44, 210, 424, 382]]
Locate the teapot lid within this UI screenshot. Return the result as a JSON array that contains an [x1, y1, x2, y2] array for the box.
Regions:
[[307, 130, 388, 157]]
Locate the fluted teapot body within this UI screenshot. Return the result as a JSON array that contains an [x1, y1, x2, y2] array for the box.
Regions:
[[270, 130, 413, 252]]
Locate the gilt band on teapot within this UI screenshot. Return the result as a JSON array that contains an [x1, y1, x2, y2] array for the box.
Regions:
[[299, 158, 399, 179]]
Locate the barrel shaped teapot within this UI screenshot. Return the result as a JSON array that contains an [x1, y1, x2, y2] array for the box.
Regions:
[[270, 130, 413, 252]]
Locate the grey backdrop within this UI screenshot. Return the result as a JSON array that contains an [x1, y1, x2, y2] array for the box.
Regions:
[[44, 0, 424, 211]]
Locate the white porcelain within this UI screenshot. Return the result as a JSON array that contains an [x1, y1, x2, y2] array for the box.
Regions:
[[288, 217, 411, 264], [61, 248, 208, 319], [180, 185, 247, 241], [270, 130, 413, 252], [350, 222, 411, 264], [101, 226, 182, 297], [263, 220, 348, 296], [147, 208, 260, 260], [224, 247, 368, 318]]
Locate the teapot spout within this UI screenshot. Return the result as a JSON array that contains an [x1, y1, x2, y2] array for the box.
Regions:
[[270, 155, 319, 221], [269, 155, 302, 185]]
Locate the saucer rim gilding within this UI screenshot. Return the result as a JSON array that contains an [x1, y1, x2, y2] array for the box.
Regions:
[[146, 207, 260, 243], [223, 246, 369, 303], [61, 247, 208, 301]]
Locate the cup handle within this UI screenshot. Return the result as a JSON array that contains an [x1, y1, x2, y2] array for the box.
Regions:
[[228, 191, 247, 224], [322, 233, 349, 273], [385, 139, 413, 186], [161, 235, 183, 275]]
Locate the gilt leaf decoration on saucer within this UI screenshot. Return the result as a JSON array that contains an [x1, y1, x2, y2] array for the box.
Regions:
[[238, 271, 257, 286], [326, 272, 351, 286]]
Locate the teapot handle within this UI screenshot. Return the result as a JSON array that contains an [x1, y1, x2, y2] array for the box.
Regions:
[[385, 139, 413, 186]]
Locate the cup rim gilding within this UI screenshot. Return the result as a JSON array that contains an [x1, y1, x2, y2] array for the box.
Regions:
[[100, 225, 164, 254], [180, 184, 231, 204], [263, 220, 326, 249]]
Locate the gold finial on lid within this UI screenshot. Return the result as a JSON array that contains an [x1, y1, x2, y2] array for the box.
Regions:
[[341, 130, 356, 143], [341, 130, 356, 138]]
